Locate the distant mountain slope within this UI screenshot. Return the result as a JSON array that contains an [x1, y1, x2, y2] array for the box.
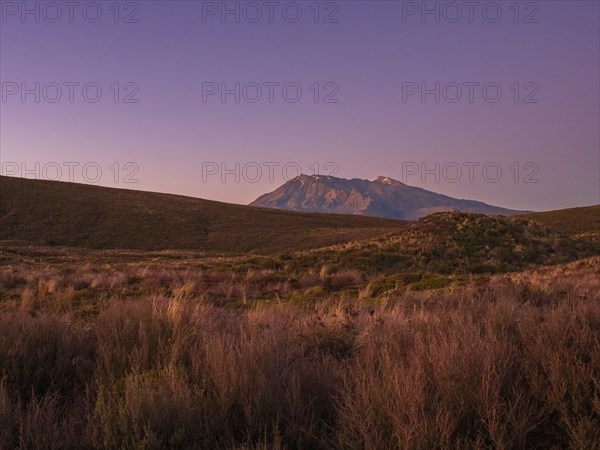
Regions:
[[523, 206, 600, 238], [0, 176, 404, 253], [250, 174, 528, 220]]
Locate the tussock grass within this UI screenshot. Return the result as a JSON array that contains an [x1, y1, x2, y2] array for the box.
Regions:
[[0, 258, 599, 449]]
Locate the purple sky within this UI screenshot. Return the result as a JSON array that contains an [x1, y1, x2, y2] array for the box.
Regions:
[[1, 0, 599, 211]]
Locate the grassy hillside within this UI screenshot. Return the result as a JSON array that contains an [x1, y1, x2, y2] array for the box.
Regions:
[[0, 176, 404, 253], [524, 205, 600, 237], [1, 251, 599, 449], [1, 177, 598, 450], [2, 175, 597, 259], [287, 212, 599, 277]]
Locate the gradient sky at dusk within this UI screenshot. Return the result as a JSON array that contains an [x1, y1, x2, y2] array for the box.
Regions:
[[1, 0, 599, 211]]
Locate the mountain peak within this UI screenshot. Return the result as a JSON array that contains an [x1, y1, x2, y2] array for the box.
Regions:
[[250, 174, 528, 220], [294, 173, 335, 182], [373, 176, 405, 186]]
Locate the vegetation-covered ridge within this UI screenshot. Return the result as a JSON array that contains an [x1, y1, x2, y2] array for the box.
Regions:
[[291, 211, 599, 275], [523, 204, 600, 240], [0, 256, 599, 449]]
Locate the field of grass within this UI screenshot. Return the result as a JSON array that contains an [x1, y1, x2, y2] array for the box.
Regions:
[[1, 209, 597, 313], [1, 239, 599, 449], [0, 176, 404, 253], [1, 177, 599, 448], [524, 205, 600, 240]]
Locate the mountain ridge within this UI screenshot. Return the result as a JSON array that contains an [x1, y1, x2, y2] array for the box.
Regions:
[[250, 174, 529, 220]]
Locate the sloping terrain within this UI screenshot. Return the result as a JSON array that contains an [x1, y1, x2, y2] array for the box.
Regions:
[[0, 176, 405, 253], [524, 205, 600, 240], [289, 212, 599, 275], [250, 174, 528, 219]]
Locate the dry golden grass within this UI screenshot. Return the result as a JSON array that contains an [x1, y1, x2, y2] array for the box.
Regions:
[[0, 256, 599, 449]]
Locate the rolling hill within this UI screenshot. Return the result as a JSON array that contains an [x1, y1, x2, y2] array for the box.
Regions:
[[523, 205, 600, 239], [250, 174, 528, 219], [288, 211, 599, 276], [0, 176, 405, 253], [2, 176, 597, 263]]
